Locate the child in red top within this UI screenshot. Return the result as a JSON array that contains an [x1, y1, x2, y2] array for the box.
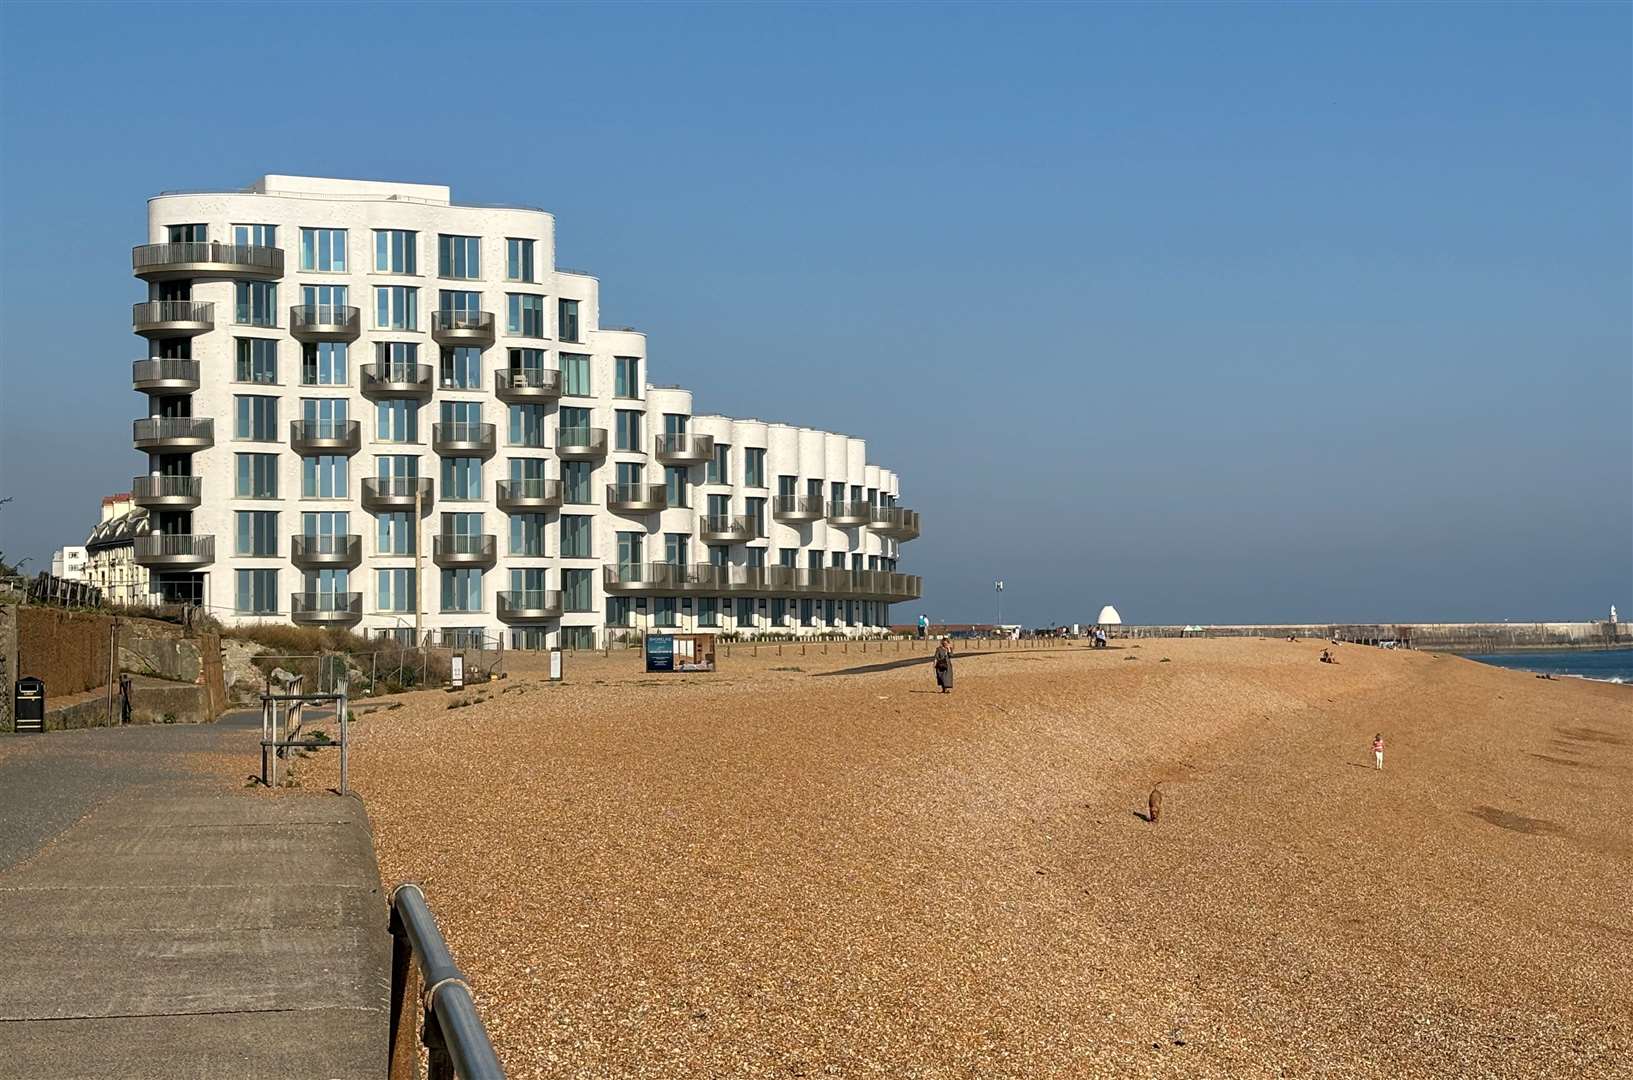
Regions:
[[1372, 734, 1385, 770]]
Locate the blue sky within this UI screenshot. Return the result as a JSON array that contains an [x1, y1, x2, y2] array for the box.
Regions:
[[1, 1, 1628, 624]]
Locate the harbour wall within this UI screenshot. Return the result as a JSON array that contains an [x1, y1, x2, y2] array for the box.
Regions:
[[1113, 622, 1630, 652]]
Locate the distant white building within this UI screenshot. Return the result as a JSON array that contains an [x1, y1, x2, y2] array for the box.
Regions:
[[51, 545, 89, 581], [84, 494, 152, 605]]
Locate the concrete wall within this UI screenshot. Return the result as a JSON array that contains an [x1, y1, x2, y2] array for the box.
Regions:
[[1114, 622, 1632, 651]]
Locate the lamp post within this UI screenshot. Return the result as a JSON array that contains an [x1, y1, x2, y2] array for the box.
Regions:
[[995, 580, 1004, 629]]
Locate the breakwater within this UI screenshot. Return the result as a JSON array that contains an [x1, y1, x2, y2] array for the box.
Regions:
[[1113, 621, 1630, 653]]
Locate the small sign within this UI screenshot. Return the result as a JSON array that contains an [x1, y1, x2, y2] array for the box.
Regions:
[[645, 635, 675, 673], [450, 653, 465, 689], [548, 648, 563, 681]]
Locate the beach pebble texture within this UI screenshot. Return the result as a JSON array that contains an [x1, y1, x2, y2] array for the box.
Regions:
[[284, 638, 1632, 1078]]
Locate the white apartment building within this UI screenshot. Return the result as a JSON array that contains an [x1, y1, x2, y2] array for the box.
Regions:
[[84, 493, 151, 605], [130, 175, 920, 647], [51, 545, 90, 581]]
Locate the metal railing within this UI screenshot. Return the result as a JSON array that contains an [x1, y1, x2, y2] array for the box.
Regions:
[[606, 483, 667, 508], [362, 362, 434, 391], [556, 426, 607, 453], [388, 883, 505, 1080], [654, 432, 714, 459], [133, 241, 283, 275], [291, 534, 362, 563], [495, 478, 562, 505], [291, 591, 363, 619], [290, 303, 361, 333], [431, 309, 495, 333], [772, 494, 824, 517], [133, 415, 213, 444], [133, 299, 214, 327], [363, 476, 434, 503], [131, 474, 201, 501], [432, 534, 497, 560], [700, 513, 759, 541], [133, 533, 214, 560], [132, 357, 200, 386], [290, 418, 361, 448], [495, 368, 561, 394], [433, 422, 496, 450], [497, 589, 563, 618]]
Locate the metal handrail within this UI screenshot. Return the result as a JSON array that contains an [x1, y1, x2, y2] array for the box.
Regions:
[[291, 591, 362, 614], [432, 309, 495, 332], [701, 514, 757, 539], [496, 478, 562, 503], [132, 357, 200, 384], [365, 476, 433, 499], [434, 422, 496, 445], [557, 426, 607, 450], [291, 303, 361, 329], [497, 589, 562, 614], [364, 361, 433, 387], [134, 533, 214, 558], [291, 418, 360, 442], [434, 533, 496, 557], [496, 368, 561, 392], [655, 432, 713, 456], [131, 474, 201, 499], [133, 241, 283, 273], [133, 416, 213, 441], [388, 883, 506, 1080], [772, 495, 824, 515], [291, 534, 361, 559], [607, 483, 666, 504], [133, 299, 213, 325]]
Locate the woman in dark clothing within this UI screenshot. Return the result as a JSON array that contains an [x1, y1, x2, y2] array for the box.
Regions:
[[934, 637, 953, 693]]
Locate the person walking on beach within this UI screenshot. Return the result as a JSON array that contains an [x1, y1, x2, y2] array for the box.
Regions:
[[1372, 733, 1385, 770], [934, 637, 954, 693], [918, 613, 930, 640]]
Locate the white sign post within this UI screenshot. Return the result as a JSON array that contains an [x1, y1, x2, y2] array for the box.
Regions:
[[450, 653, 465, 690]]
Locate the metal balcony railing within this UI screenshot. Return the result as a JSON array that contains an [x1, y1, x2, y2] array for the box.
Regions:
[[290, 304, 362, 340], [387, 884, 505, 1080], [290, 592, 363, 621], [133, 415, 214, 447], [133, 533, 214, 563], [132, 300, 214, 333], [132, 357, 200, 390], [132, 241, 283, 278], [130, 474, 201, 504]]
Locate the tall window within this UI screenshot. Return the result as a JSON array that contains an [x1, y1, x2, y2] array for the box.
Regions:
[[377, 568, 416, 612], [507, 293, 546, 337], [614, 356, 640, 398], [510, 514, 547, 556], [654, 597, 678, 628], [438, 289, 482, 317], [505, 238, 535, 282], [664, 533, 690, 566], [508, 404, 548, 447], [562, 461, 592, 504], [235, 569, 279, 614], [441, 457, 481, 500], [560, 514, 591, 557], [614, 410, 641, 452], [441, 346, 481, 389], [236, 453, 279, 499], [376, 341, 419, 379], [234, 281, 277, 326], [374, 229, 417, 274], [233, 224, 276, 246], [376, 400, 419, 443], [561, 568, 592, 611], [607, 596, 632, 627], [665, 466, 688, 508], [746, 497, 767, 536], [559, 405, 591, 444], [300, 227, 347, 272], [560, 353, 590, 396], [377, 512, 415, 555], [301, 283, 348, 316], [168, 224, 206, 243], [699, 597, 720, 627], [302, 510, 348, 541], [707, 442, 730, 484], [616, 532, 643, 569], [557, 299, 580, 342], [744, 447, 766, 488], [234, 511, 278, 556], [302, 342, 348, 386], [302, 397, 348, 438], [234, 395, 277, 441], [235, 338, 278, 384], [508, 347, 546, 379], [440, 568, 482, 612], [302, 455, 348, 499], [437, 234, 480, 279], [375, 286, 418, 330]]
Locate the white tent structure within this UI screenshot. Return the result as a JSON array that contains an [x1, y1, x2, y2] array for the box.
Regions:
[[1097, 605, 1122, 625]]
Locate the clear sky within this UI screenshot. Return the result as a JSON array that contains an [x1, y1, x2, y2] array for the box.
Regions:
[[1, 1, 1628, 626]]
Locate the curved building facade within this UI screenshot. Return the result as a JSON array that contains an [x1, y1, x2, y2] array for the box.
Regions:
[[130, 175, 920, 646]]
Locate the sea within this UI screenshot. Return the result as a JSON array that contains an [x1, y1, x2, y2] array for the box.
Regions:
[[1466, 647, 1633, 685]]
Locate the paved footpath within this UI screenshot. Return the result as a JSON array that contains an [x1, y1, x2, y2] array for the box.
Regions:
[[0, 715, 389, 1079]]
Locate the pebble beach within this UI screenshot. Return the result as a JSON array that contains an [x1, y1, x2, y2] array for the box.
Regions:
[[292, 637, 1632, 1078]]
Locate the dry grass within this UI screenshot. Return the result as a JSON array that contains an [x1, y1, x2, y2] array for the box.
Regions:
[[288, 638, 1633, 1078]]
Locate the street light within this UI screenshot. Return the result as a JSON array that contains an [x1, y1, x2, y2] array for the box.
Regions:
[[995, 580, 1004, 628]]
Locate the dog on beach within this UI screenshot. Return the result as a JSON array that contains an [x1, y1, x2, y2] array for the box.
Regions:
[[1148, 784, 1164, 824]]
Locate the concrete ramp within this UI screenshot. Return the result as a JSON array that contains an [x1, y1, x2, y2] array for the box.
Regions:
[[0, 793, 389, 1079]]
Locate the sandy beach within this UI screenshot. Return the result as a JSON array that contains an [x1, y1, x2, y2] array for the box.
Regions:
[[290, 638, 1632, 1078]]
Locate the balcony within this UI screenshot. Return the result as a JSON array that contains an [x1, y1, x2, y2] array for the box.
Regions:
[[133, 533, 214, 569], [290, 419, 361, 455], [133, 300, 214, 338], [606, 483, 667, 514], [132, 358, 200, 393], [132, 241, 283, 282], [133, 416, 213, 452], [495, 368, 562, 402], [654, 432, 714, 466], [290, 304, 361, 342], [699, 514, 760, 544], [432, 533, 497, 567], [291, 592, 363, 626], [826, 500, 872, 527], [556, 426, 608, 459], [602, 562, 697, 594], [495, 478, 562, 512], [771, 495, 824, 524], [869, 506, 921, 541], [361, 476, 433, 512], [360, 362, 434, 399], [431, 309, 495, 347], [497, 590, 563, 621], [432, 422, 496, 457], [290, 534, 362, 569], [131, 474, 201, 510]]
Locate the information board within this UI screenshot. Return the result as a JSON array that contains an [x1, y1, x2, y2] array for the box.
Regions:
[[645, 635, 675, 672]]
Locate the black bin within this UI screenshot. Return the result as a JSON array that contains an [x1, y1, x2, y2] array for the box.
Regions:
[[14, 676, 45, 734]]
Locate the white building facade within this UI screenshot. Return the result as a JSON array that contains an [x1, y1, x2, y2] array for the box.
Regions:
[[51, 546, 89, 581], [84, 494, 151, 605], [130, 175, 919, 647]]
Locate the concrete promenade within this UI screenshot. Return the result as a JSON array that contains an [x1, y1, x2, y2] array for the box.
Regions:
[[0, 715, 389, 1078]]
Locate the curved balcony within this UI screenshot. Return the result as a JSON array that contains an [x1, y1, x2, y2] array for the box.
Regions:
[[132, 242, 283, 282], [432, 533, 497, 567], [497, 590, 563, 622], [132, 358, 200, 393], [290, 304, 361, 342], [606, 483, 667, 515], [291, 592, 363, 626], [360, 362, 433, 399], [869, 507, 920, 541], [495, 368, 561, 402], [133, 416, 213, 452], [654, 432, 714, 466], [131, 474, 201, 510], [432, 422, 496, 457], [361, 476, 433, 512], [290, 419, 361, 455], [771, 495, 824, 524], [826, 500, 872, 527], [496, 478, 562, 512], [556, 426, 607, 459], [290, 534, 362, 569], [700, 514, 759, 544], [431, 309, 495, 347], [133, 533, 214, 569], [133, 300, 214, 338], [602, 562, 691, 594]]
